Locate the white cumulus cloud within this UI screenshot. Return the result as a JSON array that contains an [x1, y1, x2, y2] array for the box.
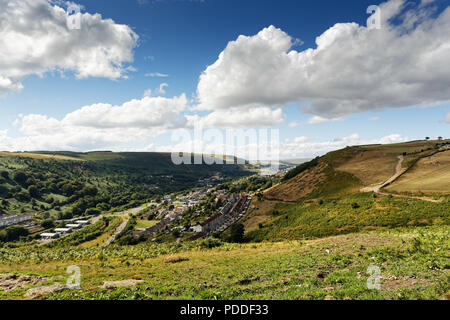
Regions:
[[0, 94, 188, 151], [196, 0, 450, 118], [0, 0, 138, 96]]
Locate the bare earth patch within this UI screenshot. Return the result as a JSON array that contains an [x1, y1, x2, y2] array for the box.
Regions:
[[381, 275, 430, 291], [0, 274, 49, 292], [25, 284, 67, 299], [163, 256, 189, 264]]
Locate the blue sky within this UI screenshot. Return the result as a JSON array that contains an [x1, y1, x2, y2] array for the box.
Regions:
[[0, 0, 448, 158]]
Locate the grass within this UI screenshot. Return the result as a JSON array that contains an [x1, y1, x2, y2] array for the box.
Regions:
[[0, 226, 447, 300], [79, 216, 124, 248], [247, 193, 449, 242], [135, 219, 159, 230], [386, 150, 450, 194], [241, 199, 277, 233], [0, 152, 82, 161]]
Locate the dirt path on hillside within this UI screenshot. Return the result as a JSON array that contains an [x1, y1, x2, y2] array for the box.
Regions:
[[361, 155, 406, 193], [361, 155, 443, 203]]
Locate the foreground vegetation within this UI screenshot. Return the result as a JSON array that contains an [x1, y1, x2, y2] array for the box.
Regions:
[[0, 226, 447, 300], [246, 193, 450, 242]]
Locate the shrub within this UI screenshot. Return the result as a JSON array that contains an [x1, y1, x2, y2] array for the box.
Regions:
[[351, 202, 360, 209], [0, 226, 29, 242], [41, 219, 55, 229], [229, 223, 245, 243]]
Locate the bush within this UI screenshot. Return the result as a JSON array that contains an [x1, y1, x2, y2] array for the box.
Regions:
[[13, 171, 28, 185], [0, 171, 9, 179], [41, 219, 55, 229], [229, 223, 245, 243], [85, 208, 101, 216], [351, 202, 360, 209], [0, 226, 29, 242], [198, 238, 223, 249]]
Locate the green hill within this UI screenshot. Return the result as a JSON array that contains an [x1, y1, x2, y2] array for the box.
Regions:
[[244, 140, 450, 242], [0, 152, 251, 220]]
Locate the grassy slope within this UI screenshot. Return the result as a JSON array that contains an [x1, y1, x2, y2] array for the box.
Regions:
[[0, 225, 448, 300], [252, 140, 450, 242], [386, 150, 450, 194], [0, 152, 82, 161], [246, 193, 449, 241], [264, 140, 450, 202]]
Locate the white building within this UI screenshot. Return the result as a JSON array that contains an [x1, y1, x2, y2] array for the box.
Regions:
[[66, 223, 82, 229], [54, 228, 72, 234], [192, 225, 203, 233], [40, 233, 60, 239], [75, 220, 90, 225]]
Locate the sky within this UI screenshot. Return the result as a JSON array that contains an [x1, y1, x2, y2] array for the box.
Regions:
[[0, 0, 449, 159]]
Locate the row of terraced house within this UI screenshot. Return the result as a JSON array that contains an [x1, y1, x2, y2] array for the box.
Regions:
[[189, 193, 252, 240]]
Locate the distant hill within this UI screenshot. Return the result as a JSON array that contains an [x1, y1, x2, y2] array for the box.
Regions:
[[0, 151, 252, 219]]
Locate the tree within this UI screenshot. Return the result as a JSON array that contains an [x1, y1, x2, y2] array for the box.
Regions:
[[28, 185, 39, 198], [229, 223, 245, 243], [425, 137, 430, 140], [13, 171, 28, 185], [85, 208, 101, 216], [0, 226, 29, 242], [0, 171, 8, 179], [41, 219, 55, 229]]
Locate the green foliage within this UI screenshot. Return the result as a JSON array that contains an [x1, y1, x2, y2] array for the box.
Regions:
[[13, 171, 28, 185], [40, 219, 55, 229], [0, 152, 251, 218], [0, 226, 29, 242], [228, 223, 245, 243], [247, 193, 450, 241], [283, 157, 319, 181]]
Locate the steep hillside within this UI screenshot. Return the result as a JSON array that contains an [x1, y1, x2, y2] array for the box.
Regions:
[[264, 140, 450, 202]]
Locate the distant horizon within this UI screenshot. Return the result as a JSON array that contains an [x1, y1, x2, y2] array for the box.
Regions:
[[2, 137, 448, 162]]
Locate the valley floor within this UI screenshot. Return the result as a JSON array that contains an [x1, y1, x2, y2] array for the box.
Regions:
[[0, 225, 448, 300]]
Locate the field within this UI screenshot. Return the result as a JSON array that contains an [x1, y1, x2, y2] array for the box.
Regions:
[[386, 150, 450, 194], [135, 219, 159, 230], [336, 150, 398, 186], [0, 225, 448, 300], [265, 140, 450, 202]]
